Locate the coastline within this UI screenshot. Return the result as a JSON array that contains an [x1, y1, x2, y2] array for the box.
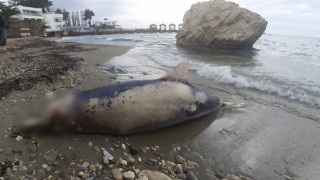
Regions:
[[1, 37, 320, 180]]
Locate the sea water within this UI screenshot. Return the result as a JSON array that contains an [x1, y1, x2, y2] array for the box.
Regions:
[[59, 33, 320, 108]]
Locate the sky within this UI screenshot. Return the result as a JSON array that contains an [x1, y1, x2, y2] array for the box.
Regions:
[[1, 0, 320, 37]]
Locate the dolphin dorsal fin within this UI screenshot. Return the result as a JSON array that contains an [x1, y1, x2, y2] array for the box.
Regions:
[[162, 61, 189, 83]]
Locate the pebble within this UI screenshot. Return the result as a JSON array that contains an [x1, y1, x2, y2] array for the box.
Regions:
[[142, 72, 148, 75], [16, 135, 23, 141], [111, 169, 123, 180], [28, 145, 39, 153], [134, 169, 141, 174], [93, 146, 100, 152], [88, 141, 93, 147], [42, 164, 48, 169], [123, 170, 135, 180], [138, 175, 149, 180], [78, 171, 84, 177], [165, 161, 176, 169], [140, 147, 147, 154], [12, 166, 18, 172], [121, 144, 126, 150], [183, 161, 199, 172], [138, 157, 142, 162], [89, 164, 96, 172], [118, 158, 128, 166], [175, 155, 186, 164], [126, 155, 135, 164], [146, 159, 158, 166], [103, 157, 110, 164], [174, 164, 183, 174]]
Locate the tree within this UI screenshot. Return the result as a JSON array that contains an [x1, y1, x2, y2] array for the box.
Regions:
[[55, 8, 62, 14], [83, 9, 94, 27], [9, 0, 53, 13], [62, 9, 69, 21], [0, 1, 20, 22]]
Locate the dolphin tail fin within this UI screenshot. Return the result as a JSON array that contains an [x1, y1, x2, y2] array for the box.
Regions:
[[162, 61, 189, 83]]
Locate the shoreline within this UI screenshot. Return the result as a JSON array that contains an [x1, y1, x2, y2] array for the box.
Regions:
[[1, 37, 320, 179], [0, 38, 214, 180]]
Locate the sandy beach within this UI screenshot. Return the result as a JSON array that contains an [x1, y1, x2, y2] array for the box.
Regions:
[[1, 37, 320, 180]]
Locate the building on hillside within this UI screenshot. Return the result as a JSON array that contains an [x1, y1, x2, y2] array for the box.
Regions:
[[66, 9, 88, 27], [43, 12, 64, 33], [12, 5, 43, 20]]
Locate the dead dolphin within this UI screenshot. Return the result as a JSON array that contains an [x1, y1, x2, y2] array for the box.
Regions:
[[19, 62, 222, 135]]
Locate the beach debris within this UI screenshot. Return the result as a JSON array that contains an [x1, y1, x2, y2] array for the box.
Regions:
[[102, 148, 114, 161], [108, 65, 128, 74]]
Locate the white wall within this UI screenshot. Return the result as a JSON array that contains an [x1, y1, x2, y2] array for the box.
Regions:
[[12, 5, 43, 20], [43, 13, 65, 32]]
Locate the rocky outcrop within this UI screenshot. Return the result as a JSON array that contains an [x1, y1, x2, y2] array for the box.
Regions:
[[176, 0, 268, 49]]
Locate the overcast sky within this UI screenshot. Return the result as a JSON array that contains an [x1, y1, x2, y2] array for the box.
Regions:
[[1, 0, 320, 37]]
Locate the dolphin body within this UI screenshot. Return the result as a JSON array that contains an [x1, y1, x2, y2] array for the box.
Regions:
[[20, 62, 222, 135]]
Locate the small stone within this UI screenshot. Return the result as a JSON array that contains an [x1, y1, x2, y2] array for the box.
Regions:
[[176, 146, 181, 151], [44, 154, 57, 163], [139, 170, 172, 180], [88, 141, 93, 147], [108, 164, 114, 169], [78, 171, 84, 177], [174, 164, 183, 174], [140, 147, 147, 154], [123, 170, 135, 180], [42, 164, 48, 169], [142, 72, 148, 75], [175, 155, 186, 164], [126, 155, 135, 164], [111, 169, 123, 180], [21, 166, 28, 171], [12, 166, 18, 172], [80, 162, 90, 170], [134, 169, 141, 174], [16, 135, 23, 141], [103, 157, 109, 164], [161, 160, 165, 167], [121, 144, 126, 150], [146, 159, 158, 166], [93, 146, 100, 152], [183, 161, 199, 172], [165, 161, 176, 169], [138, 157, 142, 162], [89, 164, 96, 172], [118, 158, 127, 166], [28, 145, 39, 153], [138, 175, 149, 180]]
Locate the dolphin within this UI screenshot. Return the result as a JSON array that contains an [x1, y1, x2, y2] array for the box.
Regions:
[[19, 62, 222, 135]]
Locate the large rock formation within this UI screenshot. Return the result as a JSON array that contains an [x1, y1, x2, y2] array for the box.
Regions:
[[176, 0, 268, 49]]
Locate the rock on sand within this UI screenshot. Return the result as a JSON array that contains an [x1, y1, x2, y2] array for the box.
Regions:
[[176, 0, 268, 49]]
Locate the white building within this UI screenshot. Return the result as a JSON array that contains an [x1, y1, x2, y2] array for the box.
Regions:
[[43, 13, 64, 32], [94, 20, 120, 29], [66, 10, 88, 27], [12, 5, 43, 20]]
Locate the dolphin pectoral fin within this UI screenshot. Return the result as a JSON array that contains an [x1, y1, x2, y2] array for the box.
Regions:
[[162, 61, 189, 83]]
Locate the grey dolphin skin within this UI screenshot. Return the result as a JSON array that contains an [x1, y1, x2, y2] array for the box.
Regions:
[[20, 62, 222, 135]]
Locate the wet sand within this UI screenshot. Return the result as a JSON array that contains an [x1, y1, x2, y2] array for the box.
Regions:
[[1, 38, 320, 180]]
